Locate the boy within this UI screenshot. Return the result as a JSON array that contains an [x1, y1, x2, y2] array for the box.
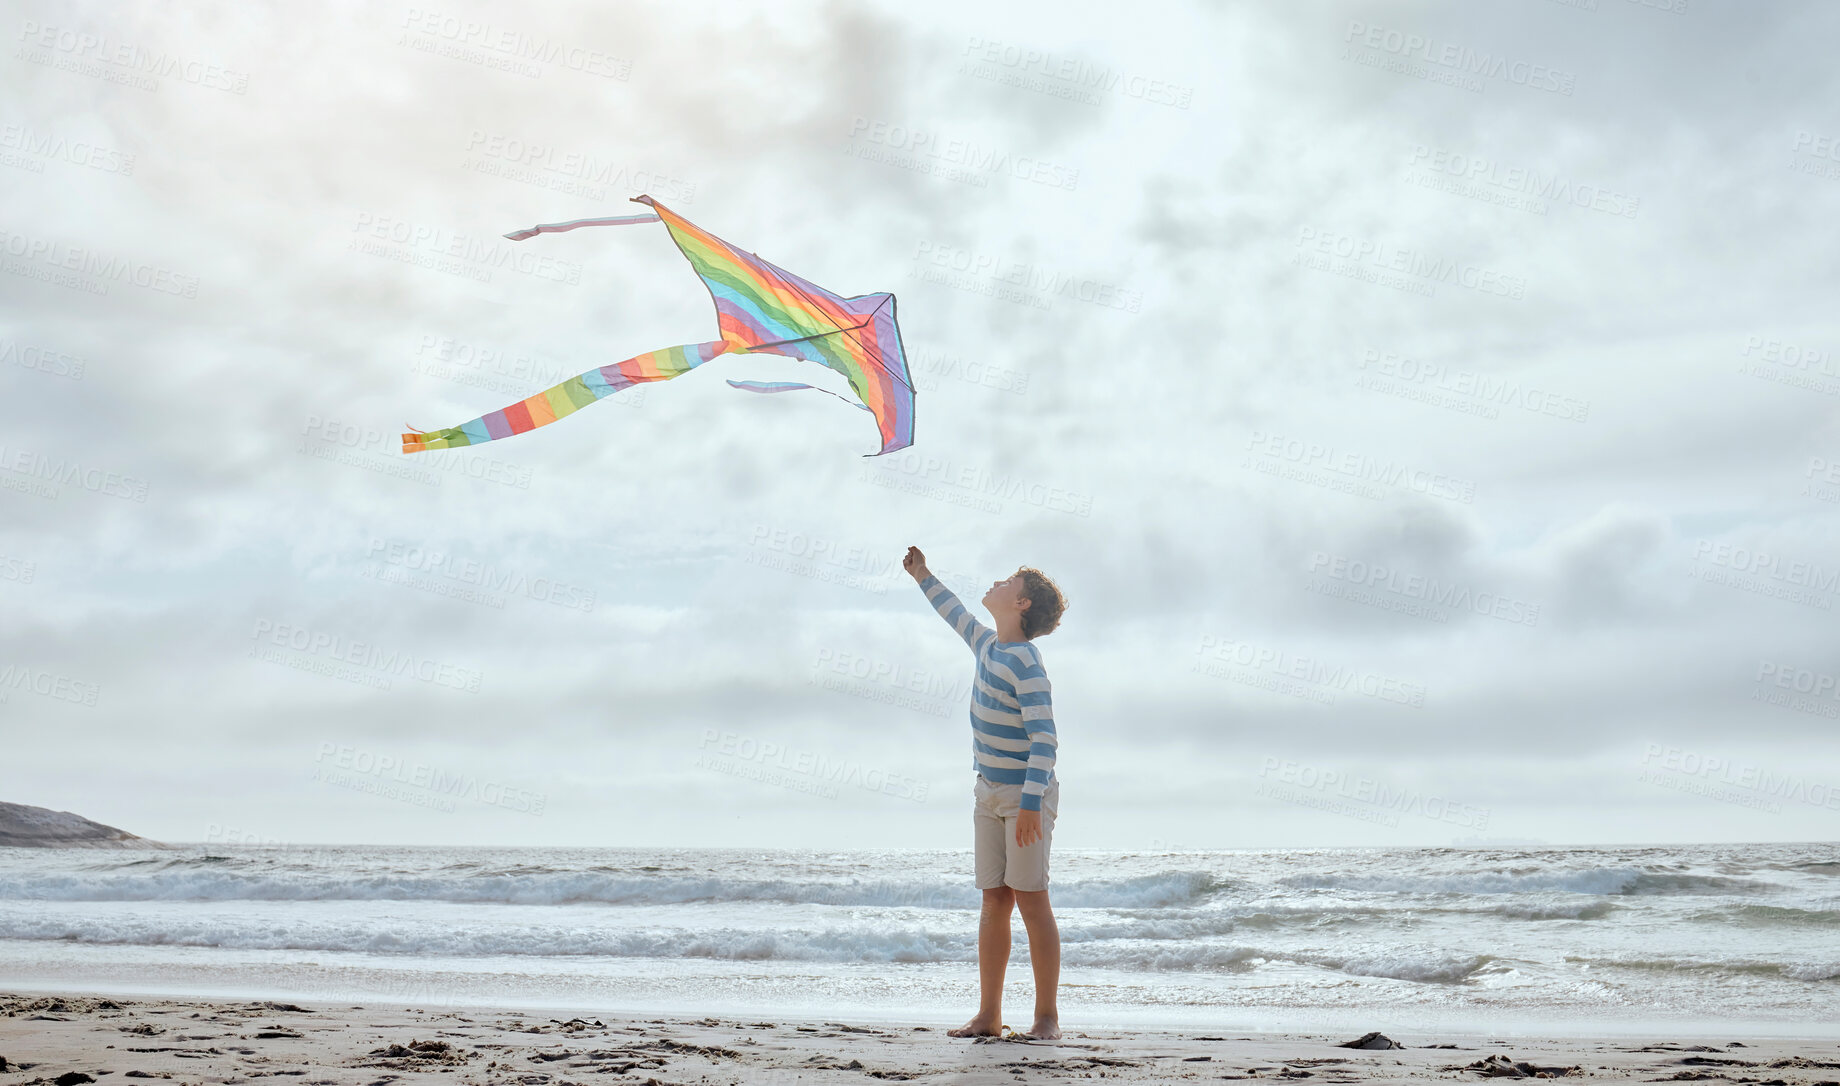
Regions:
[[902, 545, 1068, 1041]]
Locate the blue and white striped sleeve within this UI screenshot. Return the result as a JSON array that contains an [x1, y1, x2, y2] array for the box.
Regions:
[[919, 574, 994, 655], [1013, 643, 1058, 812]]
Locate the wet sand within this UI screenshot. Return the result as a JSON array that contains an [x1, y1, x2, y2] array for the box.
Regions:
[[3, 992, 1838, 1086]]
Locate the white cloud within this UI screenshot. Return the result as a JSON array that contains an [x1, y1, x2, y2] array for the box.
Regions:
[[5, 0, 1839, 847]]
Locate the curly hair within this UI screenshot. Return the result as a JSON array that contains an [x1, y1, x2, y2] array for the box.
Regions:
[[1017, 567, 1068, 639]]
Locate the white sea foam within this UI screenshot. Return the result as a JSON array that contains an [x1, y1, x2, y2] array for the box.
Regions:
[[1278, 868, 1765, 896], [0, 910, 1508, 983], [0, 867, 1226, 909], [1307, 948, 1500, 983], [0, 911, 978, 962]]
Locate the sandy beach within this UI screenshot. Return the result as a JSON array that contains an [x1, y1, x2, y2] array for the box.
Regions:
[[3, 991, 1838, 1086]]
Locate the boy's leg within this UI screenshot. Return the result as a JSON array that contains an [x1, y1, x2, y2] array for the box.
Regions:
[[1013, 889, 1060, 1039], [972, 887, 1014, 1020], [951, 777, 1014, 1037], [1009, 778, 1060, 1039]]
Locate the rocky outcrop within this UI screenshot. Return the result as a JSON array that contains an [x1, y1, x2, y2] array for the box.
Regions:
[[0, 801, 169, 849]]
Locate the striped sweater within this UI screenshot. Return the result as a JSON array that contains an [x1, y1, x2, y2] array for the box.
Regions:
[[917, 574, 1058, 811]]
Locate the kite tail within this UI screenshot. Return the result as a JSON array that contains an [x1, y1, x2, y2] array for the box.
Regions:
[[402, 340, 729, 454], [501, 213, 661, 242]]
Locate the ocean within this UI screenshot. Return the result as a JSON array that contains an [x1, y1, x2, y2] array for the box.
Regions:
[[1, 842, 1834, 1037]]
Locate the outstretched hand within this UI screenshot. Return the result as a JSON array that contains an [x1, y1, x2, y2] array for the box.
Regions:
[[903, 545, 929, 581]]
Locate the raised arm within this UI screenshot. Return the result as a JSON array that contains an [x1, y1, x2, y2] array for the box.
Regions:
[[919, 575, 995, 654], [904, 546, 993, 654], [1007, 642, 1058, 812]]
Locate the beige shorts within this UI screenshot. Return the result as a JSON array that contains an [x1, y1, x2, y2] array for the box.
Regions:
[[973, 773, 1059, 892]]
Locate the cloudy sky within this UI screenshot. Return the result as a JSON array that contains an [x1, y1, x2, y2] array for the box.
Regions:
[[4, 0, 1837, 849]]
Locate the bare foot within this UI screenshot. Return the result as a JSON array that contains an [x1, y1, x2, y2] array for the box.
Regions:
[[947, 1013, 1003, 1037], [1022, 1013, 1060, 1040]]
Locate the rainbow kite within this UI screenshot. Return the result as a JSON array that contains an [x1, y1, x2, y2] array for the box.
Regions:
[[401, 195, 915, 458]]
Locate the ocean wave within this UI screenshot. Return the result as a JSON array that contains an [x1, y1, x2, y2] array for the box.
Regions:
[[1279, 868, 1766, 897], [1066, 943, 1265, 972], [1786, 962, 1840, 981], [0, 913, 978, 962], [1689, 903, 1840, 928], [1061, 911, 1293, 943], [1100, 898, 1615, 928], [0, 868, 1227, 910], [1486, 900, 1618, 920], [1307, 949, 1501, 983], [1564, 954, 1840, 982], [0, 910, 1270, 971], [1055, 871, 1231, 908], [18, 900, 1821, 987], [0, 910, 1503, 982], [1071, 942, 1497, 983]]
